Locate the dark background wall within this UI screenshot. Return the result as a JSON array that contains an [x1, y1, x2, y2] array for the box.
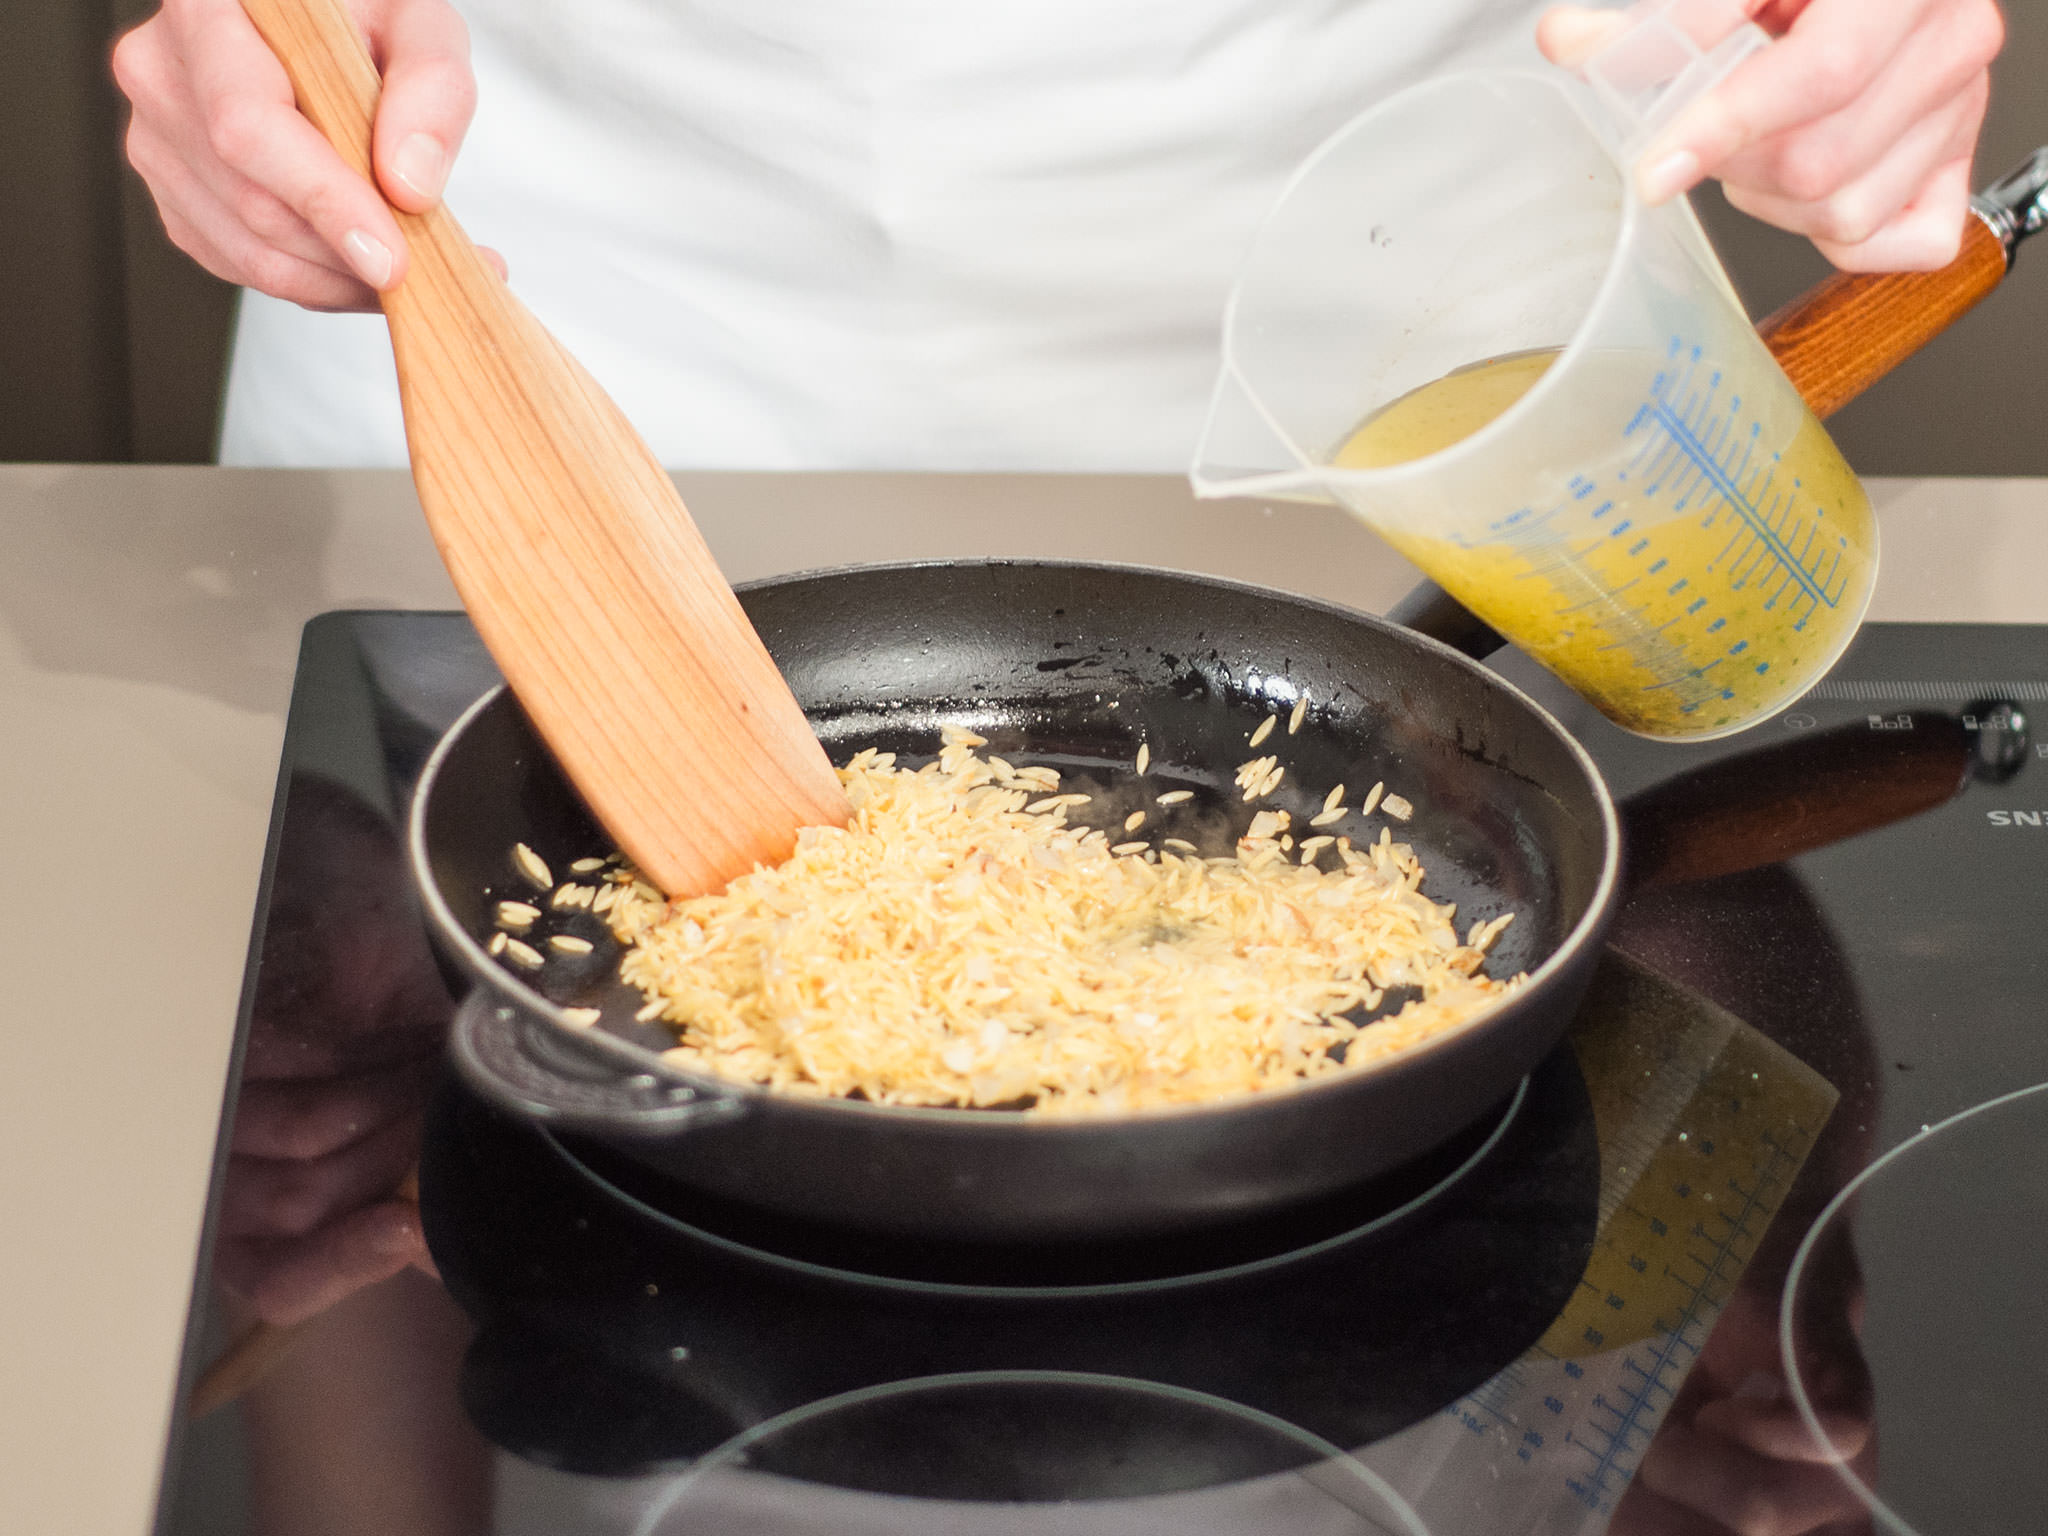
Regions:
[[2, 1, 2044, 469], [3, 0, 236, 463]]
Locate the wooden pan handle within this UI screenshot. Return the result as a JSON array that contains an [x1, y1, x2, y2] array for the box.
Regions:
[[1756, 212, 2009, 421], [1620, 713, 1972, 892]]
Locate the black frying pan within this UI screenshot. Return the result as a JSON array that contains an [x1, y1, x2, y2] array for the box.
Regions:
[[410, 559, 1972, 1244]]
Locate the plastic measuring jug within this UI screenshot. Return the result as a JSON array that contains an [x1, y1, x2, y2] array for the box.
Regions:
[[1191, 3, 1875, 741]]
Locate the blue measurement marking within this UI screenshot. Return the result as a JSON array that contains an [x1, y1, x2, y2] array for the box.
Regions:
[[1716, 422, 1760, 533], [1673, 376, 1739, 514], [1454, 338, 1857, 715], [1720, 405, 1753, 495], [1644, 358, 1840, 612], [1570, 1132, 1808, 1510], [1639, 654, 1722, 690]]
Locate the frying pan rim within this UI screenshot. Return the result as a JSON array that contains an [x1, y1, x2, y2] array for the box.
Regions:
[[407, 556, 1622, 1129]]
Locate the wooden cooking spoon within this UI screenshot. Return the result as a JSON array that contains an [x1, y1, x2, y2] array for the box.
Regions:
[[239, 0, 849, 898]]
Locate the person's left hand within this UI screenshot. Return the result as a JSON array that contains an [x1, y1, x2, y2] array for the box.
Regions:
[[213, 774, 451, 1328], [1539, 0, 2006, 272]]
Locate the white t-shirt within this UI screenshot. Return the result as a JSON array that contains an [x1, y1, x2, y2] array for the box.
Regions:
[[219, 0, 1544, 471]]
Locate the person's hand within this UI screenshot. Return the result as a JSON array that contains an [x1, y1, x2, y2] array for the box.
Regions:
[[1540, 0, 2005, 272], [113, 0, 480, 311], [213, 774, 452, 1327], [1610, 1230, 1877, 1536], [216, 1039, 441, 1327]]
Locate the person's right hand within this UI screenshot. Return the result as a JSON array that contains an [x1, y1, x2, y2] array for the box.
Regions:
[[113, 0, 479, 311]]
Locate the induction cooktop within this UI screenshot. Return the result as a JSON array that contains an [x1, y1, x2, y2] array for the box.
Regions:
[[152, 607, 2048, 1536]]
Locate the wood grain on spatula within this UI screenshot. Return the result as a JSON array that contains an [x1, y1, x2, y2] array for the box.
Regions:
[[239, 0, 849, 897]]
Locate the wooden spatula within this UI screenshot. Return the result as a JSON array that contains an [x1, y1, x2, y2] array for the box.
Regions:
[[239, 0, 850, 897]]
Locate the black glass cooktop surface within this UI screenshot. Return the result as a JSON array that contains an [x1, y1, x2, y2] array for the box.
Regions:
[[154, 608, 2048, 1536]]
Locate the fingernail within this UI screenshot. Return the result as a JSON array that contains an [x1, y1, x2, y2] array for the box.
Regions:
[[1637, 148, 1702, 205], [1539, 6, 1627, 68], [341, 229, 394, 288], [391, 133, 447, 202]]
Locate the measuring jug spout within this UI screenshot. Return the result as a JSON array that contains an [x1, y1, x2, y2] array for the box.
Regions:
[[1190, 364, 1340, 507]]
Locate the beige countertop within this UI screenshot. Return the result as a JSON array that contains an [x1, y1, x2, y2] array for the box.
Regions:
[[2, 467, 2043, 1534]]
